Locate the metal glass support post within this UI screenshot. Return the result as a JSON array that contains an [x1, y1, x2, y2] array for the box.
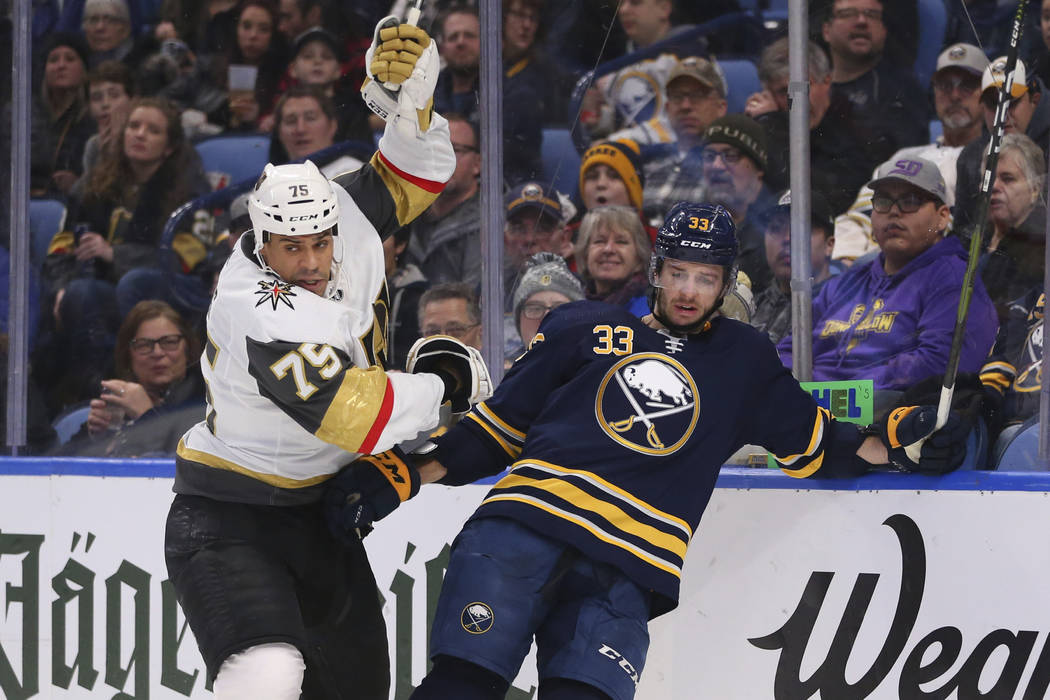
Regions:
[[788, 0, 813, 381], [479, 0, 505, 385]]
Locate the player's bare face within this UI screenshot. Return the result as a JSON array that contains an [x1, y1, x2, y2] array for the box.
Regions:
[[262, 230, 334, 295], [655, 259, 724, 328]]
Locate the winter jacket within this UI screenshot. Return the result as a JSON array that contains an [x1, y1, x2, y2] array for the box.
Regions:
[[778, 236, 998, 391]]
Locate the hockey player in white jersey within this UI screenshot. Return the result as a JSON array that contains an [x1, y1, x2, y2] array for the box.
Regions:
[[164, 17, 490, 700]]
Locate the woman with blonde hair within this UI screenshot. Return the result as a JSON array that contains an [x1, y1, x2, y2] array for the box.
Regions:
[[574, 205, 651, 306]]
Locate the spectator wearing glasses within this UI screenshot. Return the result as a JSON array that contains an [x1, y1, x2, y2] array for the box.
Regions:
[[503, 182, 572, 291], [835, 43, 989, 263], [778, 156, 997, 392], [58, 300, 205, 456], [407, 114, 482, 287], [507, 252, 584, 363], [81, 0, 134, 66], [698, 115, 773, 295], [418, 282, 483, 350], [638, 57, 727, 224], [954, 56, 1050, 235], [747, 38, 871, 217], [820, 0, 929, 167]]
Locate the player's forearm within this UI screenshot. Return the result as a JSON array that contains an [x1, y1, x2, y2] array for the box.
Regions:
[[856, 435, 887, 466], [417, 459, 447, 484]]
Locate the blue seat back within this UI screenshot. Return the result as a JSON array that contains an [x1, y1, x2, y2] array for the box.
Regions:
[[994, 418, 1047, 471], [29, 198, 67, 263], [194, 134, 272, 188], [541, 128, 581, 198], [719, 59, 762, 114]]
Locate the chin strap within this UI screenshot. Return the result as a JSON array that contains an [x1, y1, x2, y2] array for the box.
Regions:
[[647, 287, 727, 336]]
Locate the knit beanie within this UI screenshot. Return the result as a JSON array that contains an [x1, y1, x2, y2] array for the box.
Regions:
[[45, 31, 91, 68], [579, 138, 645, 211], [512, 252, 584, 331], [703, 115, 768, 171]]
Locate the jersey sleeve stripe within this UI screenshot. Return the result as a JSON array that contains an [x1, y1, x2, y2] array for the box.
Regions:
[[474, 402, 526, 442], [479, 493, 684, 578], [512, 460, 692, 535], [773, 406, 829, 465], [465, 412, 522, 458], [176, 439, 334, 488], [371, 152, 446, 226], [496, 473, 689, 559], [356, 377, 395, 455], [779, 452, 825, 479], [315, 369, 392, 453], [376, 151, 445, 193]]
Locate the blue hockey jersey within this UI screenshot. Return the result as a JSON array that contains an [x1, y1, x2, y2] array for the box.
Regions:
[[435, 301, 868, 617]]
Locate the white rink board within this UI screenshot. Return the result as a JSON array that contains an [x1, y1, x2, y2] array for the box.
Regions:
[[2, 465, 1050, 699]]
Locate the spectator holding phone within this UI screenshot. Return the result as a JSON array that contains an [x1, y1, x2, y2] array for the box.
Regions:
[[211, 0, 289, 130]]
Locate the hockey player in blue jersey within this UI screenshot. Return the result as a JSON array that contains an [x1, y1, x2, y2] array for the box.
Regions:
[[325, 202, 972, 700]]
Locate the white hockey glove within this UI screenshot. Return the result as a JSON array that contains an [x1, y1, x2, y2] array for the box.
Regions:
[[407, 335, 493, 414], [361, 16, 439, 138]]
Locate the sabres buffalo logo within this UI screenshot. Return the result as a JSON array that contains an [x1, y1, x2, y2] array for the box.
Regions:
[[595, 353, 699, 455], [461, 602, 494, 634]]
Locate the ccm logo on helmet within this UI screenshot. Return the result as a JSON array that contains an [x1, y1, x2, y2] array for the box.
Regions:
[[680, 240, 712, 248], [288, 214, 320, 221]]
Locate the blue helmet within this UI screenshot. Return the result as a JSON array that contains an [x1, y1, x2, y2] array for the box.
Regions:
[[653, 202, 738, 267], [647, 202, 738, 333]]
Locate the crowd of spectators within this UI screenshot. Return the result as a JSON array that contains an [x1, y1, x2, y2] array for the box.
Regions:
[[7, 0, 1050, 465]]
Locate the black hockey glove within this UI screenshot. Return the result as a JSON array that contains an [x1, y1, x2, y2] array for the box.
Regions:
[[324, 446, 420, 542], [878, 405, 969, 474], [406, 335, 493, 414]]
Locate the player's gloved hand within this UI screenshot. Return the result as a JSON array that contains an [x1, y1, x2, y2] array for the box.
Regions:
[[878, 405, 969, 474], [361, 16, 439, 137], [323, 446, 420, 542], [406, 335, 493, 414]]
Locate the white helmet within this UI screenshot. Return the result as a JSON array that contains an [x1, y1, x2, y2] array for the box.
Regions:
[[250, 161, 343, 295]]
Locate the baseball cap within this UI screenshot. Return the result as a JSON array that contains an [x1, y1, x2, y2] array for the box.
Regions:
[[505, 182, 563, 222], [867, 156, 948, 204], [934, 43, 988, 78], [666, 56, 727, 98], [294, 27, 344, 61], [981, 55, 1029, 99], [764, 189, 835, 234]]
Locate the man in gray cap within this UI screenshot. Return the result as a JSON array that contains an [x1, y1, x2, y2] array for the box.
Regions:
[[639, 56, 728, 225], [778, 156, 997, 392], [834, 43, 989, 262]]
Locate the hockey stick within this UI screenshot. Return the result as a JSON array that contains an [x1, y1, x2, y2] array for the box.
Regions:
[[904, 0, 1029, 463]]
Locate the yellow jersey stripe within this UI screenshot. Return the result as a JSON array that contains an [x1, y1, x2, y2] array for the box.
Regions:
[[779, 452, 825, 479], [466, 413, 521, 458], [774, 407, 828, 465], [480, 493, 683, 578], [176, 439, 334, 488], [510, 459, 692, 536], [495, 473, 688, 559], [476, 402, 526, 441]]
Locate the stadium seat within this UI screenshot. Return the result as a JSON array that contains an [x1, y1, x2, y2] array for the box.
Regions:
[[719, 59, 762, 114], [52, 404, 91, 445], [915, 0, 948, 86], [195, 134, 272, 188], [929, 119, 943, 143], [993, 417, 1046, 471], [762, 0, 788, 23], [541, 127, 581, 198], [29, 198, 67, 263], [956, 418, 989, 470]]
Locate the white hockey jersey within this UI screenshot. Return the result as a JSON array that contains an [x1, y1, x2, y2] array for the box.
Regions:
[[176, 115, 456, 505]]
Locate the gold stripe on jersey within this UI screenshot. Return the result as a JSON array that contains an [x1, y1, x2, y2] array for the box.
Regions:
[[494, 472, 688, 560], [465, 412, 522, 458], [480, 493, 683, 578], [473, 402, 526, 445], [370, 152, 443, 226], [512, 459, 691, 536], [775, 406, 830, 479], [176, 439, 334, 488], [315, 365, 391, 452]]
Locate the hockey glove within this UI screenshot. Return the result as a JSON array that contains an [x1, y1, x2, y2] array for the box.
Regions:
[[361, 16, 439, 137], [878, 405, 969, 474], [406, 335, 493, 414], [324, 447, 420, 542]]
